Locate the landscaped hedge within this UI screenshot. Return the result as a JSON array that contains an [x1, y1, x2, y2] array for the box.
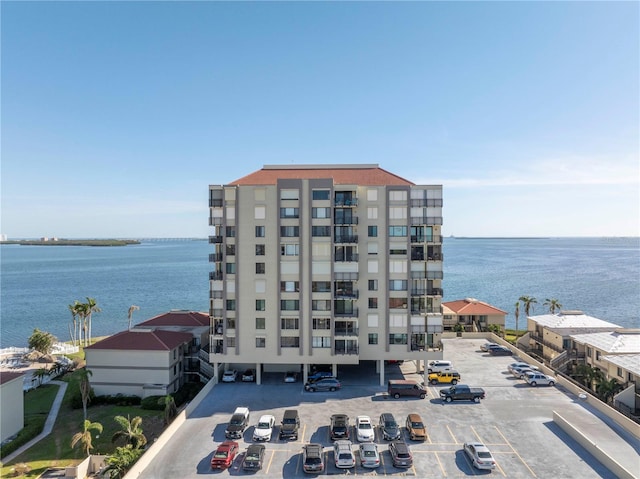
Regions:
[[139, 382, 205, 411], [140, 395, 165, 411], [94, 394, 141, 407], [0, 414, 47, 458]]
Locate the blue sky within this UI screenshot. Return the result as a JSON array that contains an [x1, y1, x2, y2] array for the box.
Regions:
[[2, 2, 638, 238]]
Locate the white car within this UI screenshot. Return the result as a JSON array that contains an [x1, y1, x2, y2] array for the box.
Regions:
[[333, 440, 355, 468], [508, 362, 539, 374], [222, 370, 237, 382], [355, 415, 375, 442], [511, 365, 536, 379], [524, 372, 556, 387], [252, 414, 275, 441], [463, 442, 496, 470]]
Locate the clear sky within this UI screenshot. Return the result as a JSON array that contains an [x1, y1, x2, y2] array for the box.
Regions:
[[2, 1, 638, 238]]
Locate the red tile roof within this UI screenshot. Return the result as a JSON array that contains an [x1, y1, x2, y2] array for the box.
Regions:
[[443, 299, 507, 315], [85, 329, 192, 351], [230, 164, 414, 186], [136, 310, 209, 328], [0, 371, 25, 386]]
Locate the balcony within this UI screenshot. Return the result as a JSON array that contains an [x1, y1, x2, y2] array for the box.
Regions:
[[334, 290, 359, 299], [529, 333, 565, 354], [334, 327, 359, 337], [411, 235, 442, 243], [410, 216, 443, 226], [209, 272, 223, 281], [427, 254, 443, 261], [334, 198, 358, 207], [410, 198, 443, 207], [209, 253, 223, 262], [209, 217, 223, 226], [334, 216, 359, 225], [335, 254, 359, 262], [410, 271, 444, 280], [335, 345, 359, 355], [334, 308, 359, 317], [334, 235, 358, 244], [209, 199, 223, 207], [208, 235, 223, 244]]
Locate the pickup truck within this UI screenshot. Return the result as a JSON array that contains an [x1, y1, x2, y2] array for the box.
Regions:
[[225, 407, 250, 439], [440, 385, 485, 403]]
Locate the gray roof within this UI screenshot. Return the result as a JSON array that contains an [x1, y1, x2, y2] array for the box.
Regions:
[[529, 312, 620, 331], [601, 354, 640, 377], [570, 331, 640, 354]]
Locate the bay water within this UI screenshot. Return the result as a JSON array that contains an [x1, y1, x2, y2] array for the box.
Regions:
[[1, 237, 638, 348]]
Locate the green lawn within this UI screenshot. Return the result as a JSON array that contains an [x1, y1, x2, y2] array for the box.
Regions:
[[1, 370, 163, 478]]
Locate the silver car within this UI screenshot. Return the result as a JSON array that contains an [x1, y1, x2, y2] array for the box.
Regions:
[[524, 372, 556, 386], [511, 365, 535, 379], [333, 440, 355, 469], [359, 442, 380, 468], [463, 442, 496, 470]]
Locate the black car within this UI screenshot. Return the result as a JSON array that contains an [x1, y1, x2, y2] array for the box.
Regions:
[[379, 413, 401, 440], [489, 346, 513, 356], [330, 414, 350, 440], [389, 440, 413, 468], [279, 409, 300, 440], [242, 444, 265, 471], [307, 371, 334, 383]]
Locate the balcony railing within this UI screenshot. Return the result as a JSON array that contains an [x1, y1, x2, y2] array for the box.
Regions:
[[334, 308, 359, 317], [427, 254, 443, 261], [334, 217, 359, 225], [410, 216, 443, 225], [411, 288, 443, 296], [334, 272, 359, 281], [209, 272, 223, 281], [334, 327, 359, 337], [411, 235, 442, 243], [334, 346, 359, 355], [335, 254, 359, 262], [410, 271, 444, 280], [208, 235, 223, 244], [209, 217, 223, 226], [334, 198, 358, 207], [334, 290, 359, 299], [529, 333, 565, 353], [410, 198, 443, 207], [209, 199, 223, 207], [209, 253, 223, 262], [334, 235, 359, 243]]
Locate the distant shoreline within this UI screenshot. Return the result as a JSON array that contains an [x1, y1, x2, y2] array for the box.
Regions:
[[0, 239, 140, 247]]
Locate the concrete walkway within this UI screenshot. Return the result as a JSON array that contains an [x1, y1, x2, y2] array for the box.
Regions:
[[2, 380, 68, 464]]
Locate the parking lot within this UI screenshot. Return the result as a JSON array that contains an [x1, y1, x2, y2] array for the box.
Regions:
[[136, 338, 618, 478]]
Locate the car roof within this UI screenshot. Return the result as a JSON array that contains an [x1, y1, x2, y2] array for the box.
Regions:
[[247, 444, 265, 453], [258, 414, 274, 422], [218, 441, 238, 450], [407, 413, 423, 421], [334, 440, 352, 448], [381, 412, 396, 420], [391, 441, 409, 451], [360, 442, 378, 450], [467, 442, 490, 451], [304, 443, 323, 455], [356, 415, 371, 422]]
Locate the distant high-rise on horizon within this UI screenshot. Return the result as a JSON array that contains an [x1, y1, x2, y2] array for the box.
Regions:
[[207, 164, 444, 385]]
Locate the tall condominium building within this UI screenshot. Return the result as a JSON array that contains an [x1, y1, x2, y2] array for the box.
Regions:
[[208, 164, 444, 384]]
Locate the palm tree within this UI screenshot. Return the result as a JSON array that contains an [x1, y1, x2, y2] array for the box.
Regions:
[[68, 302, 79, 346], [33, 368, 50, 387], [514, 301, 520, 333], [595, 377, 622, 403], [112, 415, 147, 450], [74, 301, 89, 347], [127, 305, 140, 330], [85, 297, 101, 345], [103, 444, 144, 478], [71, 419, 103, 457], [519, 296, 537, 318], [78, 368, 93, 421], [158, 394, 177, 425], [544, 298, 562, 314]]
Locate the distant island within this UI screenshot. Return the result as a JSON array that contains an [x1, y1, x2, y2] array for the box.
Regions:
[[1, 239, 140, 246]]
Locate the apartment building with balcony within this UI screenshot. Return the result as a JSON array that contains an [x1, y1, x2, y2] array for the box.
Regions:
[[208, 164, 444, 384]]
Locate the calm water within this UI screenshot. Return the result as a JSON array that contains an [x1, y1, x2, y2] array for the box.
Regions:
[[1, 238, 638, 348]]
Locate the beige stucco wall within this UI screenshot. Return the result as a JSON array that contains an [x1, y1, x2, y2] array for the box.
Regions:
[[0, 375, 24, 442]]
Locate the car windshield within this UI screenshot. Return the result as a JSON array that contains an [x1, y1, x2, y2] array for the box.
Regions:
[[411, 421, 423, 428], [214, 451, 228, 458], [283, 419, 296, 424], [257, 422, 270, 429], [230, 418, 243, 425], [385, 421, 397, 428], [359, 423, 372, 429]]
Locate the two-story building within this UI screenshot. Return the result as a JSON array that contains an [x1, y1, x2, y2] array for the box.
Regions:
[[0, 371, 24, 443], [442, 298, 506, 332]]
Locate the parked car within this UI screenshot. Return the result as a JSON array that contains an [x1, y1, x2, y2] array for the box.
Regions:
[[210, 441, 239, 469], [242, 444, 265, 471], [463, 442, 496, 470], [511, 365, 536, 379], [222, 369, 238, 382], [406, 413, 427, 441], [428, 370, 461, 385], [355, 415, 375, 442], [302, 443, 325, 473], [480, 342, 499, 352], [378, 413, 401, 440], [241, 369, 255, 382], [508, 362, 539, 374], [359, 442, 381, 468], [279, 409, 300, 440], [330, 414, 350, 440], [524, 372, 556, 387], [427, 360, 453, 374], [333, 440, 355, 468], [307, 371, 334, 383], [284, 371, 298, 383], [489, 346, 513, 356], [440, 385, 485, 403], [252, 414, 275, 441], [305, 378, 341, 392], [225, 407, 250, 439], [388, 440, 413, 468]]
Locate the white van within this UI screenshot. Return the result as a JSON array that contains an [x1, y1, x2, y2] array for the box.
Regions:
[[427, 360, 453, 374]]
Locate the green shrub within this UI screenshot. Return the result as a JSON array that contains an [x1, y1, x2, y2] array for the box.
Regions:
[[69, 387, 96, 409], [94, 394, 141, 407], [140, 395, 165, 411], [0, 414, 47, 458]]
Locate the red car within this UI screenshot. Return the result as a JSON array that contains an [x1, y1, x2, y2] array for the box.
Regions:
[[211, 441, 239, 469]]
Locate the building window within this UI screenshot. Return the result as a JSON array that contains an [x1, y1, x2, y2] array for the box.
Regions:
[[389, 298, 407, 309], [586, 347, 592, 358], [255, 318, 265, 329], [389, 280, 407, 291], [281, 300, 300, 311], [281, 317, 299, 329], [281, 244, 300, 256], [226, 263, 236, 274], [312, 337, 331, 348], [596, 351, 601, 361], [256, 337, 265, 348], [368, 333, 378, 345], [312, 300, 331, 311], [226, 245, 235, 256], [312, 189, 330, 200], [313, 318, 331, 330], [256, 299, 266, 311], [312, 226, 331, 237], [312, 207, 331, 218], [256, 263, 265, 274], [255, 244, 265, 255], [389, 333, 408, 345], [389, 226, 407, 237], [254, 205, 266, 219], [368, 280, 378, 291], [312, 281, 331, 292], [367, 207, 378, 219], [389, 247, 407, 255], [280, 226, 299, 237], [617, 367, 623, 377], [226, 318, 235, 329], [281, 337, 300, 348], [226, 226, 236, 237], [255, 226, 265, 237], [226, 300, 236, 311], [280, 207, 299, 218], [369, 297, 378, 309], [227, 337, 236, 348], [281, 281, 299, 292], [280, 189, 299, 200]]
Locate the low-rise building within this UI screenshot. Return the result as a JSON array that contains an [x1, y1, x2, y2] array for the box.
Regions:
[[0, 371, 24, 442], [85, 329, 192, 398], [442, 298, 506, 332]]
